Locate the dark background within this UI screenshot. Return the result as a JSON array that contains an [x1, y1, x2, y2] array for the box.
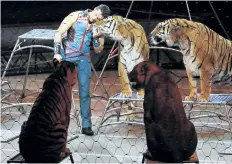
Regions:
[[1, 1, 232, 75], [2, 1, 231, 37]]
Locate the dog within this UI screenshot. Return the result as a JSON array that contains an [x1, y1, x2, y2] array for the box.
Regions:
[[128, 61, 198, 163]]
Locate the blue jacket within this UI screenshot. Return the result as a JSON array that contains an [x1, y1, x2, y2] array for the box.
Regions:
[[62, 10, 93, 61]]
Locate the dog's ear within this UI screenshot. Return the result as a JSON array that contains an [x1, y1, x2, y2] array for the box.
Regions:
[[141, 63, 149, 75]]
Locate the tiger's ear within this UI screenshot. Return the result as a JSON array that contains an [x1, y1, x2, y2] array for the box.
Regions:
[[94, 20, 104, 26], [171, 23, 181, 30], [172, 19, 187, 30], [170, 23, 182, 36], [58, 62, 67, 77], [122, 18, 127, 24]]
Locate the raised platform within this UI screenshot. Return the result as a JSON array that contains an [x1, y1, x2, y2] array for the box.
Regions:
[[142, 152, 199, 163]]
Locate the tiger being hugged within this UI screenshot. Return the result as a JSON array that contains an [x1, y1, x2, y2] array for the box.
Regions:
[[94, 15, 150, 98], [149, 18, 232, 102], [19, 61, 77, 163]]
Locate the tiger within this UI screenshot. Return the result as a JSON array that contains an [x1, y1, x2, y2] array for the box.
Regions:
[[19, 61, 77, 163], [149, 18, 232, 102], [94, 15, 150, 99]]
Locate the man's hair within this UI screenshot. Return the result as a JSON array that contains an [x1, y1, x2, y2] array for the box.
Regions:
[[94, 4, 111, 18]]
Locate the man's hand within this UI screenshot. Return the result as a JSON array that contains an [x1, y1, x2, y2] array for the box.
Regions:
[[53, 54, 62, 68], [93, 27, 103, 38], [54, 53, 62, 62]]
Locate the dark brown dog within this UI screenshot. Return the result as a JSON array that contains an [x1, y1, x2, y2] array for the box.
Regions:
[[19, 61, 77, 163], [128, 61, 197, 163]]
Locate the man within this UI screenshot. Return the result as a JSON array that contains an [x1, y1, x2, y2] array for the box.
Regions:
[[53, 4, 111, 135]]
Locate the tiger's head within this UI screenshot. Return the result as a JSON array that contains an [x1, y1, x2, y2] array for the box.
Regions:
[[54, 61, 77, 87], [94, 15, 128, 41], [128, 61, 162, 89], [149, 18, 189, 47]]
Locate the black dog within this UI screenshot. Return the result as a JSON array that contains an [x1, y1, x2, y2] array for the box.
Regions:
[[19, 61, 77, 163], [128, 61, 197, 163]]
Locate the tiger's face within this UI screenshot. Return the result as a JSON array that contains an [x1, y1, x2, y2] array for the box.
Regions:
[[128, 62, 147, 90], [129, 61, 162, 90], [94, 16, 126, 41], [149, 19, 182, 47]]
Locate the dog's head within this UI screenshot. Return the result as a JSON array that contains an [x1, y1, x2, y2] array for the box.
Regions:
[[128, 61, 161, 90], [55, 61, 77, 87]]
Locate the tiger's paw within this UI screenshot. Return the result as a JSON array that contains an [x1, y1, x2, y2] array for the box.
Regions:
[[65, 148, 70, 153], [60, 148, 70, 158], [136, 89, 144, 99], [199, 95, 210, 102], [125, 109, 136, 121], [125, 105, 137, 122], [119, 90, 132, 98], [185, 95, 197, 101], [60, 152, 66, 158], [143, 149, 154, 161]]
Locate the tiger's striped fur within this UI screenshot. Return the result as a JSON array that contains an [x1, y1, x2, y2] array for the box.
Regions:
[[150, 18, 232, 102], [94, 15, 150, 98], [19, 61, 77, 163]]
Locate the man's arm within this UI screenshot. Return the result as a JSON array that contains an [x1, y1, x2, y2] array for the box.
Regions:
[[54, 11, 79, 43], [53, 12, 79, 62]]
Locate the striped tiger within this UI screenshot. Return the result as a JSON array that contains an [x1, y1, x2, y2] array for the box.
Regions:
[[149, 18, 232, 102], [19, 61, 77, 163], [94, 15, 150, 98]]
